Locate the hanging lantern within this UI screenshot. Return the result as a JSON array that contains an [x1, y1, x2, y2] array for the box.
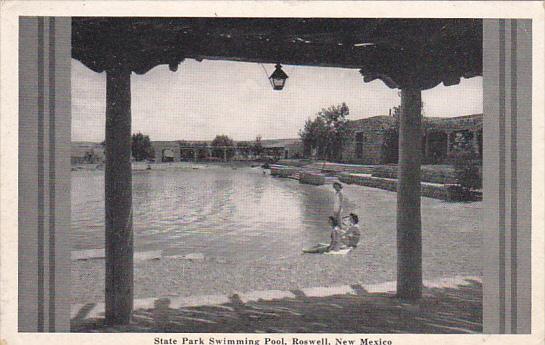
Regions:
[[269, 64, 289, 90]]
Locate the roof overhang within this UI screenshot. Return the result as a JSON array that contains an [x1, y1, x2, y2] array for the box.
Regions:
[[72, 18, 482, 90]]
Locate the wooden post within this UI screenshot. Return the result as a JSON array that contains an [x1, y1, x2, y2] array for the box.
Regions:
[[194, 149, 198, 162], [223, 147, 227, 162], [105, 67, 133, 325], [397, 88, 423, 300]]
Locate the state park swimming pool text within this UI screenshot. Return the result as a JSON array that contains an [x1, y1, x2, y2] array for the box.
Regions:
[[153, 337, 393, 345]]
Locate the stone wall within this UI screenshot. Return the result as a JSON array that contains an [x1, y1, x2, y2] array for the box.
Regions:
[[338, 173, 456, 201], [371, 165, 458, 184], [270, 165, 298, 177], [299, 172, 326, 185]]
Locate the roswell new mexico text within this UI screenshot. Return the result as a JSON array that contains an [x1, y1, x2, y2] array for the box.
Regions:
[[153, 337, 393, 345]]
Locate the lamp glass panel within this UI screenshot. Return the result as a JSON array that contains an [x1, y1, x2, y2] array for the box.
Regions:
[[273, 78, 285, 88]]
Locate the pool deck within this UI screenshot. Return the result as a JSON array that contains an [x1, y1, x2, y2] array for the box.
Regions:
[[71, 278, 482, 333]]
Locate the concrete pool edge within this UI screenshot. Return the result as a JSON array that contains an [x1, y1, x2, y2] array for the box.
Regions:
[[70, 275, 481, 320]]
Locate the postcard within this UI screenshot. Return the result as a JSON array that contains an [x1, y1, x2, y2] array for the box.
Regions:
[[1, 1, 543, 345]]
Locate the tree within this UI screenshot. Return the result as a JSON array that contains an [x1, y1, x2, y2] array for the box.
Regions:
[[131, 132, 154, 161], [299, 102, 352, 161], [300, 116, 325, 158], [299, 119, 313, 156], [392, 98, 424, 120], [318, 102, 352, 161], [211, 134, 235, 160]]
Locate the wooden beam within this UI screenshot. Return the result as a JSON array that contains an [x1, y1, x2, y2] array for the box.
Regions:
[[105, 67, 133, 325], [72, 18, 482, 90], [396, 88, 423, 300]]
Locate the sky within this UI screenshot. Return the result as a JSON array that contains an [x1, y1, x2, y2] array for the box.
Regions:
[[72, 58, 483, 142]]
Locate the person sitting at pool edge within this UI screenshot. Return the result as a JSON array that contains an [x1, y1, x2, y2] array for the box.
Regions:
[[303, 216, 344, 254], [341, 213, 361, 248]]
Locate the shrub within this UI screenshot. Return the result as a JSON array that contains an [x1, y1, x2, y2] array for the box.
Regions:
[[449, 151, 482, 191]]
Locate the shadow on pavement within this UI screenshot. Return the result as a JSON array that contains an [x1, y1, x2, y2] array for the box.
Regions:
[[71, 280, 482, 333]]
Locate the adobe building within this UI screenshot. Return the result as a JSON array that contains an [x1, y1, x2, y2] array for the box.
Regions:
[[423, 114, 483, 163], [260, 138, 304, 159], [344, 116, 398, 164], [152, 141, 182, 162], [150, 138, 304, 162], [345, 113, 483, 165]]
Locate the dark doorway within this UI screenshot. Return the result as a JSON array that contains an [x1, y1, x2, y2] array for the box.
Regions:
[[355, 132, 364, 159], [428, 132, 448, 164]]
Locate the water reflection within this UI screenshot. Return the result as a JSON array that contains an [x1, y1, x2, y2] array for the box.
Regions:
[[72, 166, 326, 262], [72, 166, 483, 292]]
